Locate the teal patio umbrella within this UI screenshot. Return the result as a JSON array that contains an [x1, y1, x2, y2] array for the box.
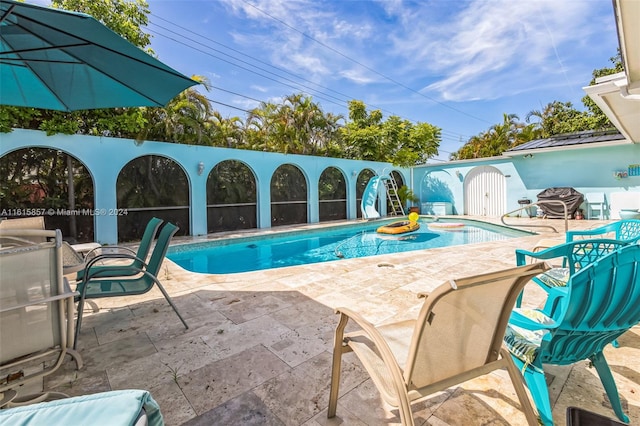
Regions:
[[0, 0, 197, 111]]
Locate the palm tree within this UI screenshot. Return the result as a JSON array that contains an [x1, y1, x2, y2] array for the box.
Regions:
[[139, 75, 213, 145], [210, 112, 244, 148], [488, 113, 521, 153], [514, 123, 542, 147], [245, 102, 279, 152]]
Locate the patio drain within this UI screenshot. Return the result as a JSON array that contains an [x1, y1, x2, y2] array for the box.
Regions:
[[377, 263, 395, 268]]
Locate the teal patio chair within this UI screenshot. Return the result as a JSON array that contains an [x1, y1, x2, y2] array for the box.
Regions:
[[504, 244, 640, 425], [74, 222, 188, 349], [566, 219, 640, 244], [76, 217, 163, 281], [515, 239, 628, 315]]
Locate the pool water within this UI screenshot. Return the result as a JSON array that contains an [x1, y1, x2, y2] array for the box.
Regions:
[[167, 218, 532, 274]]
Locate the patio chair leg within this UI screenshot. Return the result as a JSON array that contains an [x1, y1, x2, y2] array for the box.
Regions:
[[511, 355, 553, 426], [522, 365, 554, 426], [590, 351, 630, 424], [74, 295, 87, 350], [66, 348, 84, 370], [397, 396, 415, 426], [501, 349, 539, 426], [151, 275, 188, 329], [328, 313, 349, 418]]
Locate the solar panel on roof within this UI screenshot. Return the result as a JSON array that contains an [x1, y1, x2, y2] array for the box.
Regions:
[[506, 130, 625, 152]]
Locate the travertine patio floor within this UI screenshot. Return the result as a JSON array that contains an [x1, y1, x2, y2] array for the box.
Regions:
[[35, 217, 640, 425]]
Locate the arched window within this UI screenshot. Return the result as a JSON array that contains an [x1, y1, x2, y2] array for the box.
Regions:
[[117, 155, 189, 241], [319, 167, 346, 222], [271, 164, 307, 226], [0, 148, 94, 242], [207, 160, 257, 232]]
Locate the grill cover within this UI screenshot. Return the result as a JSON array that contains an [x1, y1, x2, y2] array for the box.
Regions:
[[536, 187, 584, 219]]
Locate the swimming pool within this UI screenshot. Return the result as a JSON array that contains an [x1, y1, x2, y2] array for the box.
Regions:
[[167, 218, 533, 274]]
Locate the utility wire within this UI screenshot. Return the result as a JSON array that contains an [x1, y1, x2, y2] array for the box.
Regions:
[[146, 27, 356, 115], [148, 21, 472, 147], [209, 85, 263, 105], [239, 0, 493, 125], [152, 15, 354, 104], [146, 26, 349, 109], [149, 16, 470, 134], [207, 98, 252, 113], [147, 10, 475, 153]]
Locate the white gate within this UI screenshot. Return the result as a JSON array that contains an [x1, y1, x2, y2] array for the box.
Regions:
[[464, 166, 506, 217]]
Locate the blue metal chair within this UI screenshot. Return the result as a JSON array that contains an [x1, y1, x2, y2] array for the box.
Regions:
[[76, 217, 163, 281], [74, 222, 188, 349], [504, 244, 640, 425], [566, 219, 640, 244]]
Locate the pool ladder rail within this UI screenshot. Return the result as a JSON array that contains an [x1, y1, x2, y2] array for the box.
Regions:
[[501, 200, 569, 233], [381, 175, 405, 216]]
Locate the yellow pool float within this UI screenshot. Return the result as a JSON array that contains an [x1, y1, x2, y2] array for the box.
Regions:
[[377, 220, 420, 235]]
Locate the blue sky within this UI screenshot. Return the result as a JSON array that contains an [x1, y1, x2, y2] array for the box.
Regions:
[[47, 0, 622, 161]]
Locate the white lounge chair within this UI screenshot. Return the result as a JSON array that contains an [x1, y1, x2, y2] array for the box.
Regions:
[[0, 229, 82, 408], [0, 216, 101, 255]]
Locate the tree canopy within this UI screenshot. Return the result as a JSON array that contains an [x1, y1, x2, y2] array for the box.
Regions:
[[0, 0, 442, 167], [0, 0, 624, 166]]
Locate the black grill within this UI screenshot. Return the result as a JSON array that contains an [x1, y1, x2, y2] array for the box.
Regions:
[[537, 187, 584, 219]]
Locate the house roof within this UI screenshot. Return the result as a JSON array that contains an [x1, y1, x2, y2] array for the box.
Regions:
[[506, 129, 626, 153], [583, 0, 640, 143]]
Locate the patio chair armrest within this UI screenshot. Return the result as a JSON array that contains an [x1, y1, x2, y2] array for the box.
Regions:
[[84, 245, 137, 262], [334, 308, 399, 362], [334, 307, 376, 333], [509, 309, 557, 330], [83, 253, 147, 281], [516, 244, 571, 262], [566, 223, 617, 241], [333, 307, 407, 400], [0, 288, 78, 313], [566, 230, 607, 241], [518, 239, 625, 272], [0, 235, 43, 247]]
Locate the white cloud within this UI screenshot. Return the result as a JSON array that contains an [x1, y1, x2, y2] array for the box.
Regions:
[[384, 0, 607, 101], [338, 68, 379, 85], [234, 97, 260, 110], [220, 0, 384, 82], [214, 0, 615, 105], [250, 85, 269, 93]]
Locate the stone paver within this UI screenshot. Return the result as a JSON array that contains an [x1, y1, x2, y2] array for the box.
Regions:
[[33, 217, 640, 425]]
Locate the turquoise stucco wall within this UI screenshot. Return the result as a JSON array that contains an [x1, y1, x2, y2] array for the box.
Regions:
[[1, 129, 410, 244], [3, 129, 639, 243], [413, 143, 640, 217]]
